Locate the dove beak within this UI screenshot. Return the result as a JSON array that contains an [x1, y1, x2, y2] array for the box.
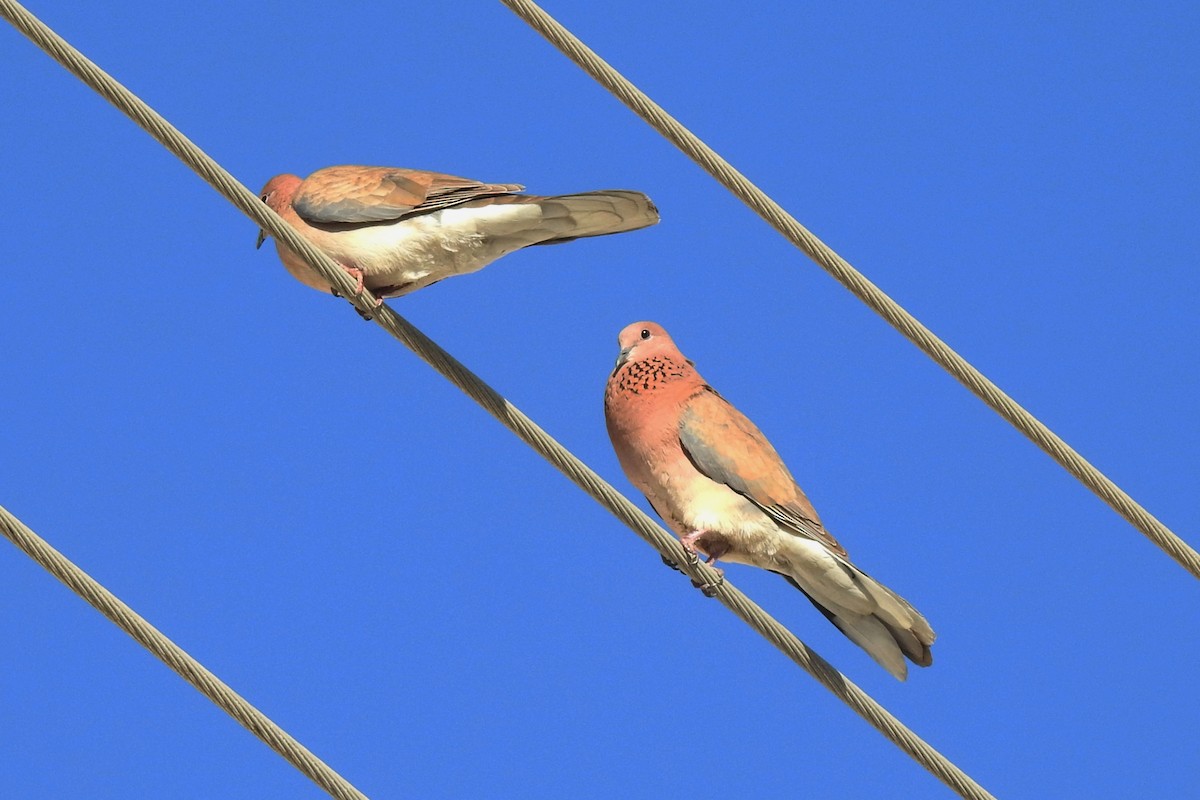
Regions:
[[255, 228, 268, 249], [613, 346, 632, 371]]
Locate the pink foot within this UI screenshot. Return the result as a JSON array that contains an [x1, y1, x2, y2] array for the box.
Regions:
[[330, 265, 383, 319], [679, 530, 705, 556], [343, 266, 383, 308], [327, 265, 378, 301], [679, 530, 726, 597], [679, 530, 728, 573], [344, 265, 366, 296]]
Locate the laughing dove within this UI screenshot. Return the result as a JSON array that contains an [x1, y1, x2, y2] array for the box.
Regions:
[[256, 165, 659, 299], [603, 321, 935, 680]]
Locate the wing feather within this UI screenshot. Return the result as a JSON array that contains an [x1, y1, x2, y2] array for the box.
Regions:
[[678, 388, 848, 558], [292, 165, 524, 224]]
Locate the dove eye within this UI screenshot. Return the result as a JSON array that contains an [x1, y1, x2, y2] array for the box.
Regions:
[[640, 329, 651, 340]]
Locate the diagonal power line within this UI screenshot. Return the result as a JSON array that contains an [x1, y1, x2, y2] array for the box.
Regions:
[[498, 0, 1200, 581], [0, 505, 370, 800], [0, 2, 995, 798]]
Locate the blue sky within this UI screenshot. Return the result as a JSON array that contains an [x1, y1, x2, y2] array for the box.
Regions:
[[2, 2, 1197, 798]]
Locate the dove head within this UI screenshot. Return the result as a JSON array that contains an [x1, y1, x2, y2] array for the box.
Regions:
[[255, 173, 302, 249], [610, 320, 696, 382]]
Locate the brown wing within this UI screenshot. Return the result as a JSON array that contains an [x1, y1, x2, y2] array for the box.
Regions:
[[292, 165, 525, 224], [678, 387, 849, 559]]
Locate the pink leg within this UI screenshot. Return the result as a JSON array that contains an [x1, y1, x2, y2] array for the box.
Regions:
[[678, 530, 726, 598], [679, 530, 705, 556], [328, 265, 377, 300], [330, 265, 383, 319], [344, 266, 383, 308], [343, 265, 365, 295], [679, 530, 727, 575]]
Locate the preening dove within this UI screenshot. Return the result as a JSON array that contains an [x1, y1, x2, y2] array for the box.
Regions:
[[603, 321, 935, 680]]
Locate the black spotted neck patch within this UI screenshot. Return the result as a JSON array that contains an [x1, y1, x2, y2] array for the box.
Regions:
[[614, 356, 690, 395]]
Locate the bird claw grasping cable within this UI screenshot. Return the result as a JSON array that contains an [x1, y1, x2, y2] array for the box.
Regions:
[[682, 532, 726, 597], [660, 553, 684, 572], [691, 573, 724, 598], [329, 284, 382, 321], [660, 543, 723, 597]]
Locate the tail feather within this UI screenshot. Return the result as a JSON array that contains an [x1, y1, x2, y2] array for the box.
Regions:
[[828, 612, 911, 680], [531, 190, 659, 241], [772, 568, 935, 680], [459, 190, 659, 247], [849, 568, 936, 645], [881, 619, 933, 668]]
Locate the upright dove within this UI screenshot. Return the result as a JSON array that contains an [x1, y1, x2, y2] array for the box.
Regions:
[[603, 321, 935, 680], [256, 165, 658, 299]]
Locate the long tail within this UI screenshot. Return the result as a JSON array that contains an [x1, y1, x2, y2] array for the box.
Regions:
[[460, 189, 659, 246], [774, 567, 935, 681], [527, 190, 660, 241]]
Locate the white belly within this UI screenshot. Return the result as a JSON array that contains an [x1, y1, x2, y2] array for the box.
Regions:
[[663, 470, 784, 565], [322, 203, 547, 284]]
